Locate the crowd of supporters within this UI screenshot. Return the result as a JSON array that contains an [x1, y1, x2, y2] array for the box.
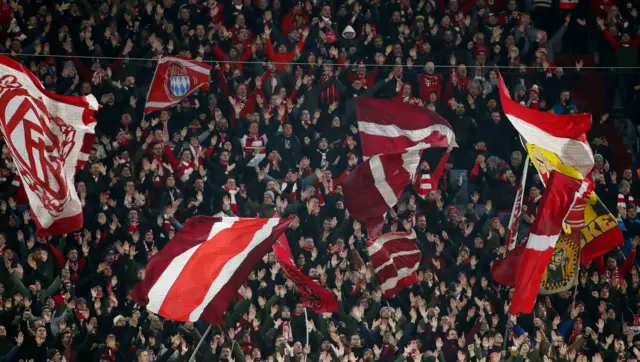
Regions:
[[1, 0, 640, 361]]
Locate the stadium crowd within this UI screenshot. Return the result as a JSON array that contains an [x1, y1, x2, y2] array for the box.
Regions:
[[1, 0, 640, 361]]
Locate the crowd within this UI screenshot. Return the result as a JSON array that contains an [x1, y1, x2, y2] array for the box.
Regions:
[[1, 0, 640, 361]]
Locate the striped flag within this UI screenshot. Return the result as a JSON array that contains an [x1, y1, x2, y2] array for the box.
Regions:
[[355, 98, 457, 157], [367, 230, 421, 296], [511, 171, 590, 314], [131, 216, 291, 323], [505, 155, 530, 250], [144, 56, 212, 113], [343, 100, 456, 237], [497, 70, 622, 265], [343, 150, 422, 236]]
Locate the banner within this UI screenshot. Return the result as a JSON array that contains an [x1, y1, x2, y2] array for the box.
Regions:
[[539, 233, 581, 294], [511, 171, 588, 314], [0, 55, 98, 237], [144, 55, 212, 113]]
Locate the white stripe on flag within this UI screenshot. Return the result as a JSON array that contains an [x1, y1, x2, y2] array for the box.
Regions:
[[145, 101, 180, 109], [507, 156, 529, 250], [526, 233, 561, 251], [504, 114, 594, 177], [380, 265, 419, 292], [188, 218, 280, 321], [369, 155, 398, 208], [401, 150, 421, 179], [358, 121, 456, 145], [160, 56, 211, 75], [373, 249, 421, 273], [368, 230, 417, 255], [146, 218, 238, 313]]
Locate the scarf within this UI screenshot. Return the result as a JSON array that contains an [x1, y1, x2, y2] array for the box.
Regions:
[[414, 171, 433, 197], [317, 148, 328, 169], [618, 193, 635, 210], [128, 222, 139, 234], [282, 321, 293, 342], [223, 185, 239, 214], [244, 134, 266, 156], [178, 160, 195, 183], [282, 181, 298, 199]]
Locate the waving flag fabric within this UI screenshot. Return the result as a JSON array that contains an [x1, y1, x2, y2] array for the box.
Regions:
[[355, 98, 457, 157], [367, 229, 421, 296], [0, 55, 98, 237], [506, 156, 530, 250], [272, 230, 339, 313], [497, 71, 622, 266], [511, 172, 590, 314], [342, 150, 422, 236], [144, 55, 212, 113], [132, 216, 291, 323], [343, 100, 456, 237]]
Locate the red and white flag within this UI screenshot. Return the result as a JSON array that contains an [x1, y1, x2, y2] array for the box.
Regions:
[[510, 171, 590, 314], [144, 55, 212, 113], [505, 155, 530, 250], [131, 216, 291, 323], [497, 70, 621, 265], [0, 55, 98, 237], [343, 100, 456, 236], [342, 150, 422, 236], [354, 98, 457, 157], [367, 229, 421, 296]]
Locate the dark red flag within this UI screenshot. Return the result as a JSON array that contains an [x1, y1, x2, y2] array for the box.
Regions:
[[272, 231, 339, 313]]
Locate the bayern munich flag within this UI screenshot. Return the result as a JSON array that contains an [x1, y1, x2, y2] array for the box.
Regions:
[[0, 55, 98, 237], [144, 55, 212, 113]]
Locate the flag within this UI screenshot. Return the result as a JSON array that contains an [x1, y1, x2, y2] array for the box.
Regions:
[[343, 100, 456, 236], [131, 216, 292, 323], [0, 55, 98, 237], [342, 150, 422, 236], [497, 71, 622, 265], [511, 171, 590, 314], [367, 229, 421, 296], [144, 55, 212, 113], [355, 98, 457, 157], [491, 155, 529, 287], [506, 155, 530, 250], [272, 231, 339, 313], [491, 244, 524, 287]]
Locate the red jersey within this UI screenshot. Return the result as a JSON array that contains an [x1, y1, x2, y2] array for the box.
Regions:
[[418, 74, 443, 101]]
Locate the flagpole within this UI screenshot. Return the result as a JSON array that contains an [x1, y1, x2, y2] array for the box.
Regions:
[[189, 324, 213, 362], [304, 307, 309, 346], [502, 318, 510, 352]]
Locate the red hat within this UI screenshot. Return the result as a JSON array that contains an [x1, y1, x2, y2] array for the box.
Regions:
[[529, 85, 539, 94], [474, 46, 488, 57], [538, 48, 548, 56]]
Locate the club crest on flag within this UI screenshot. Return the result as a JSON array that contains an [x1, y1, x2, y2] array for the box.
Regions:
[[0, 77, 74, 218], [540, 234, 579, 294], [164, 62, 191, 100]]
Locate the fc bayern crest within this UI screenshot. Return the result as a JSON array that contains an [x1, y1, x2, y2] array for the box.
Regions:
[[0, 75, 75, 218], [164, 62, 191, 101]]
